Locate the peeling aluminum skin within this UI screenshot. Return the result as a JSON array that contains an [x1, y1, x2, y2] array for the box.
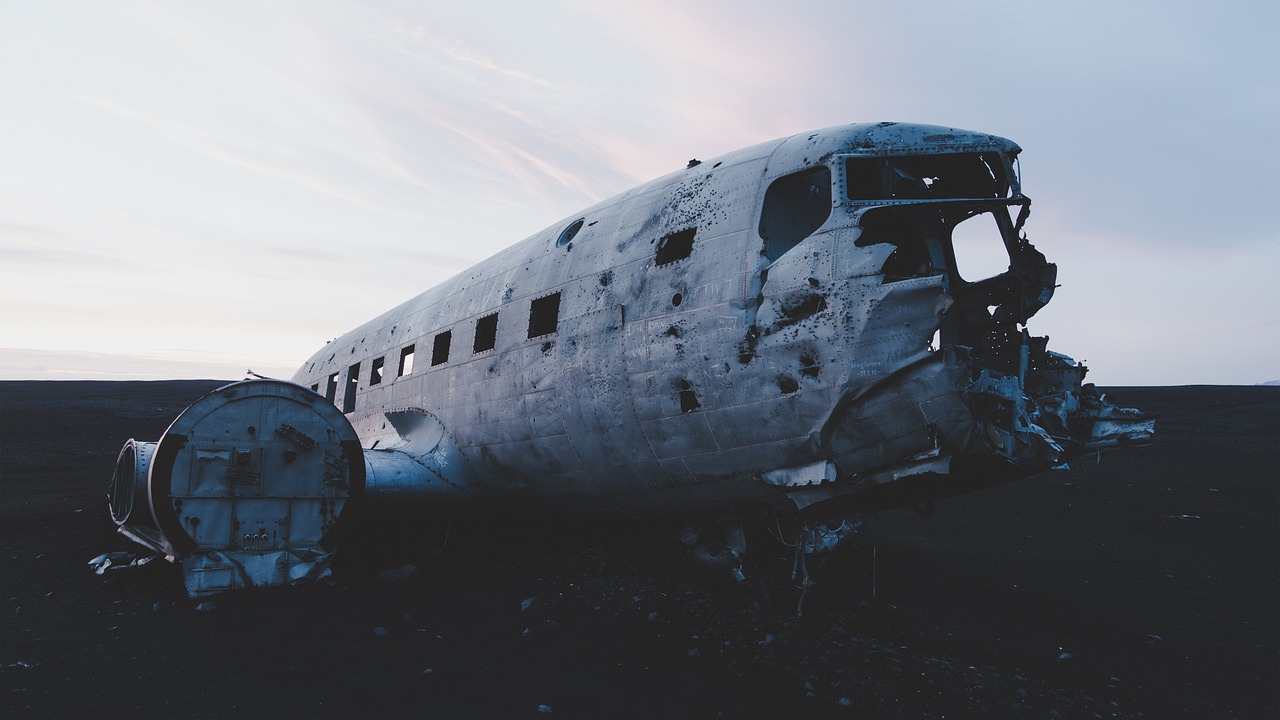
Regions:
[[108, 122, 1153, 594]]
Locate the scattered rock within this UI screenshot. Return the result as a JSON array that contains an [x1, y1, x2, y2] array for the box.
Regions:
[[837, 697, 852, 707], [195, 602, 216, 613], [373, 626, 389, 637], [687, 648, 700, 658], [520, 596, 539, 613], [377, 565, 419, 585], [536, 704, 553, 714]]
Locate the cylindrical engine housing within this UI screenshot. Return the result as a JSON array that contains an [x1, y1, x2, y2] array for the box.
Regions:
[[108, 380, 365, 594]]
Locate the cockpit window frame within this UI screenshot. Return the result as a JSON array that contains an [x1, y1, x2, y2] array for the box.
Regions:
[[838, 151, 1018, 205]]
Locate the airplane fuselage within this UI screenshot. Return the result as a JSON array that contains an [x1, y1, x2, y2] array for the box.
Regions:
[[290, 122, 1140, 515]]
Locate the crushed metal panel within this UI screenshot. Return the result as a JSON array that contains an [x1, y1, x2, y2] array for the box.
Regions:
[[762, 460, 837, 488]]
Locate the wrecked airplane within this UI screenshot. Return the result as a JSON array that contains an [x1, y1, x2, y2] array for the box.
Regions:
[[107, 122, 1154, 595]]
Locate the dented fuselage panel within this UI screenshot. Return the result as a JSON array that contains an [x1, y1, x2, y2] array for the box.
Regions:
[[109, 122, 1152, 593]]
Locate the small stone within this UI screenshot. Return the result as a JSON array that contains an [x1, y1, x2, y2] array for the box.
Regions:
[[151, 602, 161, 612], [373, 561, 419, 584], [1016, 687, 1028, 698], [520, 596, 538, 613], [687, 648, 701, 658], [647, 612, 659, 622], [195, 602, 216, 612], [1145, 634, 1164, 642], [837, 697, 852, 707], [760, 633, 775, 646], [373, 626, 389, 637], [1057, 652, 1073, 661], [536, 704, 553, 714], [422, 668, 433, 675]]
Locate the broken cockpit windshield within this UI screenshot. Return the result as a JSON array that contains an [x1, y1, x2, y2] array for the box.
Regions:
[[846, 152, 1012, 201]]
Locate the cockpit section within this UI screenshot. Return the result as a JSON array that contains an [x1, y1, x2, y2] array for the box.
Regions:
[[810, 146, 1151, 492]]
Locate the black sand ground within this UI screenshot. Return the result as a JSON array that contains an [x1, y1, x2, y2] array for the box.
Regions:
[[1, 381, 1276, 719]]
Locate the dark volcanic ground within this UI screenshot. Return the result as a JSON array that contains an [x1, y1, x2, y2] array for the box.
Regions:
[[1, 381, 1276, 719]]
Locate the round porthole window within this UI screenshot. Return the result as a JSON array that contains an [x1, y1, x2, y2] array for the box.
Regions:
[[556, 218, 585, 247]]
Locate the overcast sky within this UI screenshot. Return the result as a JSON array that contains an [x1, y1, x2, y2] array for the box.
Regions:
[[2, 0, 1276, 385]]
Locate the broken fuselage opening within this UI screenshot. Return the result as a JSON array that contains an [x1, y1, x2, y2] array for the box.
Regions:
[[770, 148, 1149, 517]]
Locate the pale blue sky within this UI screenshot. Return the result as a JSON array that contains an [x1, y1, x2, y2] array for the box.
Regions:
[[2, 0, 1276, 384]]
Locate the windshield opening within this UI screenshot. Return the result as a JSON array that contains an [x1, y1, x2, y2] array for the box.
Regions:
[[950, 210, 1011, 283], [846, 153, 1010, 201]]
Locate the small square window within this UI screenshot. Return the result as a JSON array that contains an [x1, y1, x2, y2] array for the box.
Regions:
[[528, 293, 561, 338], [474, 313, 498, 353], [432, 330, 452, 366], [369, 357, 385, 385], [656, 228, 696, 266], [398, 345, 415, 377]]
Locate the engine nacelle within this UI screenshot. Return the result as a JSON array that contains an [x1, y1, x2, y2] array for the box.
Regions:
[[108, 380, 365, 596]]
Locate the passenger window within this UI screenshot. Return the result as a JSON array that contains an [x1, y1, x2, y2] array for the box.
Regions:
[[398, 345, 415, 376], [343, 363, 359, 413], [474, 313, 498, 353], [432, 330, 452, 366], [655, 228, 696, 266], [528, 293, 561, 338], [759, 166, 832, 261], [369, 357, 384, 385]]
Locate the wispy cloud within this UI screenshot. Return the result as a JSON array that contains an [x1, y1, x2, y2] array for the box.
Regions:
[[75, 95, 435, 222]]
